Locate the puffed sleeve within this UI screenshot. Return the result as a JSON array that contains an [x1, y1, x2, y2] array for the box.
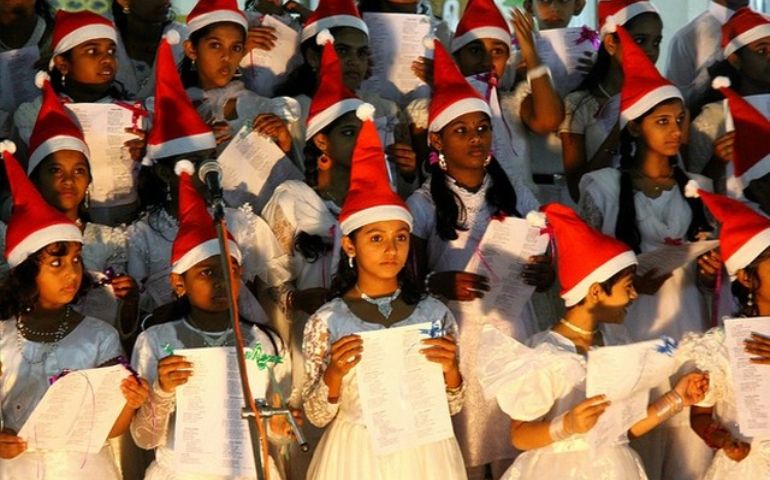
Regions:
[[676, 329, 729, 408], [301, 307, 339, 428], [688, 102, 726, 175], [406, 187, 436, 241], [559, 91, 593, 135]]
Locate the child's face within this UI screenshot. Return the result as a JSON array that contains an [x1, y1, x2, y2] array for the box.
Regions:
[[35, 242, 84, 309], [344, 220, 411, 282], [734, 36, 770, 88], [430, 111, 493, 173], [173, 255, 242, 313], [526, 0, 582, 30], [594, 271, 638, 324], [621, 13, 663, 64], [57, 38, 118, 86], [454, 38, 510, 79], [34, 151, 91, 215], [185, 23, 245, 90], [331, 27, 370, 92], [634, 99, 685, 159], [120, 0, 172, 24], [312, 111, 363, 169]]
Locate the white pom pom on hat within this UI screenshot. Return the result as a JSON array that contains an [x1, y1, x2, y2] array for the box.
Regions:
[[0, 140, 16, 155], [605, 16, 618, 33], [526, 210, 547, 228], [164, 29, 181, 45], [35, 71, 50, 89], [684, 179, 701, 199], [316, 29, 335, 46], [712, 76, 731, 90], [356, 103, 376, 122], [174, 159, 196, 176]]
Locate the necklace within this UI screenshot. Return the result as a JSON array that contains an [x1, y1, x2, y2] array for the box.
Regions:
[[559, 318, 598, 337], [633, 169, 676, 193], [597, 83, 615, 99], [355, 285, 401, 319], [185, 317, 233, 347], [16, 306, 72, 364]]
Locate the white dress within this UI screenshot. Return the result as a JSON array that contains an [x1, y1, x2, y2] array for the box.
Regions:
[[678, 327, 770, 479], [126, 206, 290, 322], [130, 318, 289, 480], [0, 316, 124, 479], [407, 174, 541, 468], [559, 91, 621, 169], [302, 296, 467, 480], [494, 326, 649, 480]]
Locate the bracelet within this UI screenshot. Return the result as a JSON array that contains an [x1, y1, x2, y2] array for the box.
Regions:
[[526, 65, 552, 86], [652, 390, 684, 421], [286, 289, 296, 311], [424, 271, 436, 294], [549, 412, 572, 442]]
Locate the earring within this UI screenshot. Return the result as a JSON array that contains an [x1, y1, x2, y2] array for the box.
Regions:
[[165, 183, 172, 202], [748, 290, 754, 307], [61, 74, 66, 88], [348, 256, 354, 268], [123, 5, 130, 14], [438, 152, 447, 171], [83, 189, 90, 209], [483, 155, 492, 167], [318, 154, 332, 171], [191, 58, 197, 71]]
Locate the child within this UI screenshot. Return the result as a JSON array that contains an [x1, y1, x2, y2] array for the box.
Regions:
[[302, 106, 466, 479], [130, 159, 290, 480], [524, 0, 586, 30], [560, 0, 662, 201], [127, 35, 289, 324], [13, 9, 147, 226], [408, 40, 550, 480], [479, 203, 708, 480], [0, 141, 148, 479], [577, 24, 718, 480], [179, 0, 299, 157], [688, 8, 770, 193], [678, 187, 770, 479]]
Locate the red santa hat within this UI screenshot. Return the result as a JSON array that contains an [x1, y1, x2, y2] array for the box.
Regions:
[[338, 105, 413, 235], [27, 76, 90, 175], [528, 203, 637, 307], [711, 76, 770, 198], [598, 0, 658, 35], [187, 0, 248, 36], [301, 0, 368, 44], [147, 35, 216, 160], [451, 0, 511, 53], [722, 7, 770, 57], [50, 10, 117, 70], [685, 182, 770, 276], [306, 31, 364, 139], [170, 160, 242, 274], [428, 40, 491, 133], [0, 141, 82, 269], [609, 24, 682, 128]]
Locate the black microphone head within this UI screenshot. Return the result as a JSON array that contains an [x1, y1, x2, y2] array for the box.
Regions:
[[197, 159, 223, 183]]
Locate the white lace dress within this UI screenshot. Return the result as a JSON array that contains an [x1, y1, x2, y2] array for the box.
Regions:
[[130, 318, 289, 480], [302, 296, 467, 479], [493, 327, 649, 480], [407, 174, 541, 468], [0, 316, 124, 479], [678, 327, 770, 479], [126, 206, 290, 322]]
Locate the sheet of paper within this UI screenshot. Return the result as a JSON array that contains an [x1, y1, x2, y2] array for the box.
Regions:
[[356, 322, 454, 455], [174, 346, 269, 477], [18, 365, 130, 453], [359, 13, 432, 104], [635, 240, 719, 276], [587, 390, 649, 449], [65, 103, 142, 206], [534, 27, 599, 96], [723, 317, 770, 438], [725, 94, 770, 131], [240, 15, 302, 97], [218, 125, 303, 213], [465, 217, 549, 330], [0, 46, 40, 112]]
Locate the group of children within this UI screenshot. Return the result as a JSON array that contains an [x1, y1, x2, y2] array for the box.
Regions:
[[1, 0, 770, 479]]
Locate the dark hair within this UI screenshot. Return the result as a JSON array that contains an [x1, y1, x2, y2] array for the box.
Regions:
[[111, 0, 175, 35], [0, 242, 92, 318], [29, 154, 94, 224], [36, 0, 54, 29], [573, 265, 636, 306], [615, 105, 712, 253], [329, 230, 425, 305], [429, 156, 520, 241], [732, 246, 770, 317], [179, 21, 247, 89], [703, 59, 745, 105]]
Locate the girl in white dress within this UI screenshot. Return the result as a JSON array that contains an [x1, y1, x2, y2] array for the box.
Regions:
[[302, 109, 467, 480], [677, 187, 770, 479], [0, 143, 149, 479], [130, 160, 290, 480], [408, 40, 551, 479], [480, 203, 708, 480], [560, 0, 661, 201]]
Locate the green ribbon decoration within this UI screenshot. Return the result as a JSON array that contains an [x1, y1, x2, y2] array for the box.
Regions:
[[245, 343, 284, 370]]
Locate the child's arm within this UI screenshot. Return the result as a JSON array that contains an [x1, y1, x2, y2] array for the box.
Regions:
[[510, 395, 611, 450], [0, 431, 26, 459], [628, 371, 709, 438], [691, 405, 751, 462], [108, 377, 150, 438]]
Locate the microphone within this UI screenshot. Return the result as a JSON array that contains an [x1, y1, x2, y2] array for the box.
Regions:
[[197, 159, 224, 202]]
